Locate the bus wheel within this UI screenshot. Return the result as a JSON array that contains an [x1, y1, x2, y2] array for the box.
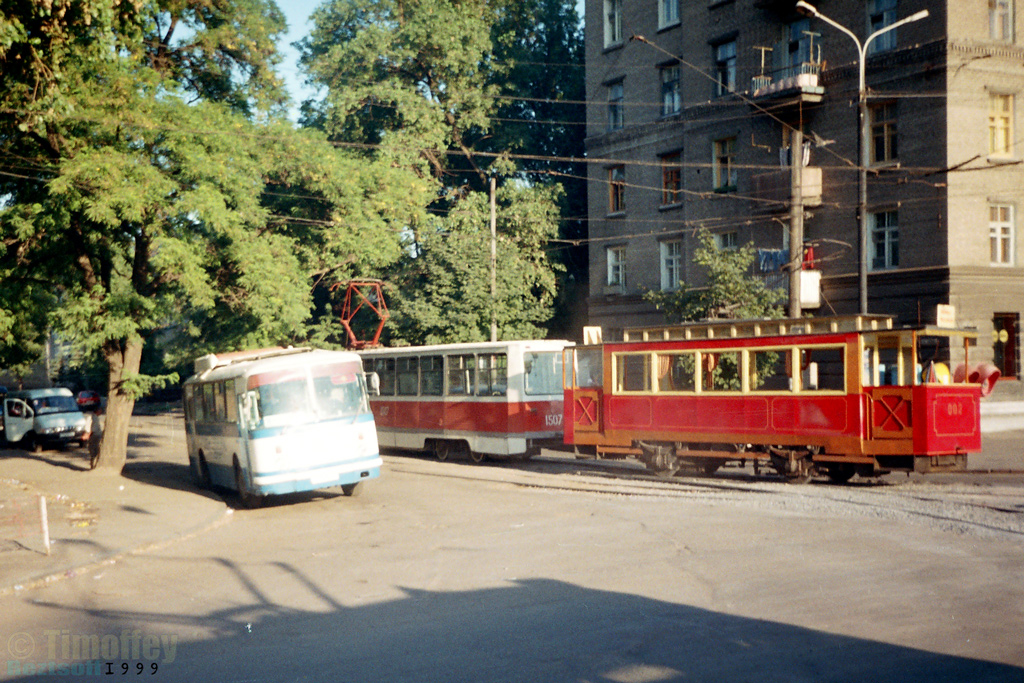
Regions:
[[341, 483, 362, 497], [234, 460, 263, 509], [192, 455, 211, 489]]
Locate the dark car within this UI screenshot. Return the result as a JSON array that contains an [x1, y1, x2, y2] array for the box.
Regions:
[[76, 390, 101, 411]]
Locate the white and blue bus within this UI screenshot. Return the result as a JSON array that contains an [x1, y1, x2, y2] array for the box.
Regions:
[[183, 347, 381, 507]]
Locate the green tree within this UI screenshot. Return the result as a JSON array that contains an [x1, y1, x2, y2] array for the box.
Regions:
[[645, 229, 784, 323], [0, 0, 419, 472], [299, 0, 574, 343]]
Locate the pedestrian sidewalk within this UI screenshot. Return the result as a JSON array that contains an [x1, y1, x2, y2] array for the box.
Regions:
[[0, 413, 228, 597]]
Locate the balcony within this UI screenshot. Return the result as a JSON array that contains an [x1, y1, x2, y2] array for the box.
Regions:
[[750, 62, 823, 104], [752, 166, 822, 210]]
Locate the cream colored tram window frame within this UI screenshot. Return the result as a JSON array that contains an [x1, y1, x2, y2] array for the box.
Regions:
[[861, 333, 914, 387], [612, 352, 653, 394], [793, 344, 848, 394], [747, 347, 797, 394], [653, 351, 699, 394]]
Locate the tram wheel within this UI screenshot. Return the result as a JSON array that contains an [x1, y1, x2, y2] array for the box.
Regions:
[[434, 441, 450, 461], [640, 443, 679, 478], [698, 459, 722, 476], [769, 451, 815, 484], [469, 449, 486, 464], [823, 463, 856, 484]]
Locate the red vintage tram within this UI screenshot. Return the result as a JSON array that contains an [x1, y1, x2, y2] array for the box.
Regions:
[[562, 315, 995, 482]]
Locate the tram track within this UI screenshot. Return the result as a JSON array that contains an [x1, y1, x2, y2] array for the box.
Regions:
[[384, 451, 1024, 541]]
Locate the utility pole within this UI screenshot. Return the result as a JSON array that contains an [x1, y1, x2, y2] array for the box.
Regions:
[[490, 176, 497, 343], [789, 126, 804, 318]]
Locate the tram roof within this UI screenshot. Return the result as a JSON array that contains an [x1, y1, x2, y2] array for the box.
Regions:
[[621, 314, 978, 344]]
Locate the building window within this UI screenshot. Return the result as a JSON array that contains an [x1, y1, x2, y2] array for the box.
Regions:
[[607, 246, 626, 287], [867, 0, 898, 54], [658, 0, 679, 28], [870, 102, 898, 163], [989, 93, 1013, 156], [870, 210, 899, 270], [660, 65, 681, 116], [608, 165, 625, 213], [660, 240, 682, 291], [990, 0, 1014, 42], [717, 231, 738, 250], [607, 81, 624, 131], [993, 312, 1020, 379], [713, 137, 737, 192], [661, 153, 681, 205], [604, 0, 622, 47], [990, 204, 1015, 265], [714, 41, 736, 97]]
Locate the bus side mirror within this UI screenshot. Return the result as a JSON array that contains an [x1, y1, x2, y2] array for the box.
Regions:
[[365, 372, 380, 396]]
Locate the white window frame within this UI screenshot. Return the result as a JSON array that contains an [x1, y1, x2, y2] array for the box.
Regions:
[[713, 137, 737, 192], [717, 231, 738, 251], [870, 102, 898, 164], [660, 240, 682, 291], [658, 0, 679, 29], [607, 246, 626, 287], [867, 0, 898, 54], [714, 41, 736, 97], [990, 204, 1015, 265], [608, 165, 625, 214], [870, 210, 899, 271], [608, 81, 624, 131], [989, 93, 1014, 157], [660, 65, 681, 116], [990, 0, 1014, 42], [604, 0, 622, 47]]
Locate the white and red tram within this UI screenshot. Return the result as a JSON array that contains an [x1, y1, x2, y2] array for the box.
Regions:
[[360, 340, 573, 461]]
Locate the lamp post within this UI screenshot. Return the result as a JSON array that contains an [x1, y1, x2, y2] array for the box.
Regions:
[[795, 1, 928, 314]]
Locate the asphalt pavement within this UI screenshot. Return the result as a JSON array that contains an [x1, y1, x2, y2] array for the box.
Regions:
[[0, 412, 1021, 598]]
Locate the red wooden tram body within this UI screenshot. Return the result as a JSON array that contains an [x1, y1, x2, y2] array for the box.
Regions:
[[360, 340, 572, 461], [562, 315, 990, 481]]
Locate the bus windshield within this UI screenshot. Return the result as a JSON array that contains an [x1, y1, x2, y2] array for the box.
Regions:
[[252, 363, 367, 428], [524, 351, 563, 395]]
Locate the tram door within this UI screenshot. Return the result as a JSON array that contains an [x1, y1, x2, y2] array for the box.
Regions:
[[863, 332, 915, 440], [567, 347, 603, 435]]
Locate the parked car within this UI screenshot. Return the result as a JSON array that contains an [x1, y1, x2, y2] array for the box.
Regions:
[[76, 390, 101, 411], [3, 388, 89, 451]]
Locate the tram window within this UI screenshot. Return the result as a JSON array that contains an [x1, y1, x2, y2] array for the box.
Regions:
[[706, 352, 741, 391], [525, 351, 563, 395], [656, 353, 696, 392], [574, 348, 604, 388], [447, 355, 476, 396], [615, 354, 651, 392], [801, 347, 845, 391], [397, 357, 419, 396], [421, 356, 444, 395], [370, 358, 396, 395], [477, 354, 508, 396], [750, 350, 791, 391]]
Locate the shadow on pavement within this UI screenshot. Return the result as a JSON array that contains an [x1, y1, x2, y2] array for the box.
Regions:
[[6, 577, 1021, 682]]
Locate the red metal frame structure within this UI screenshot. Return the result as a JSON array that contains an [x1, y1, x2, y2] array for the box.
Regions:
[[360, 339, 573, 462], [563, 315, 989, 482], [337, 279, 389, 350]]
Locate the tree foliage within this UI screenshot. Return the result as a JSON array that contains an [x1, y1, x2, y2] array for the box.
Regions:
[[299, 0, 581, 343], [0, 0, 420, 471], [645, 229, 784, 323]]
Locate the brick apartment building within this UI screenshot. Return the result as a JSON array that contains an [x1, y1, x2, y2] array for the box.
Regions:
[[584, 0, 1023, 386]]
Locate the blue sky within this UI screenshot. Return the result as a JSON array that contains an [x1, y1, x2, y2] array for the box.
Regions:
[[278, 0, 321, 109]]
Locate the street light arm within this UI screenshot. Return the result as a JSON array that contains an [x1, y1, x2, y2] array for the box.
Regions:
[[799, 2, 863, 53], [864, 9, 929, 53]]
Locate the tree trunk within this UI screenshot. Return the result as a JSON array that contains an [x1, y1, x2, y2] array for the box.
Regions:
[[90, 338, 143, 474]]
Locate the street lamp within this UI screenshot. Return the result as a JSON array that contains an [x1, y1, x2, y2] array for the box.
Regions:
[[795, 1, 929, 314]]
